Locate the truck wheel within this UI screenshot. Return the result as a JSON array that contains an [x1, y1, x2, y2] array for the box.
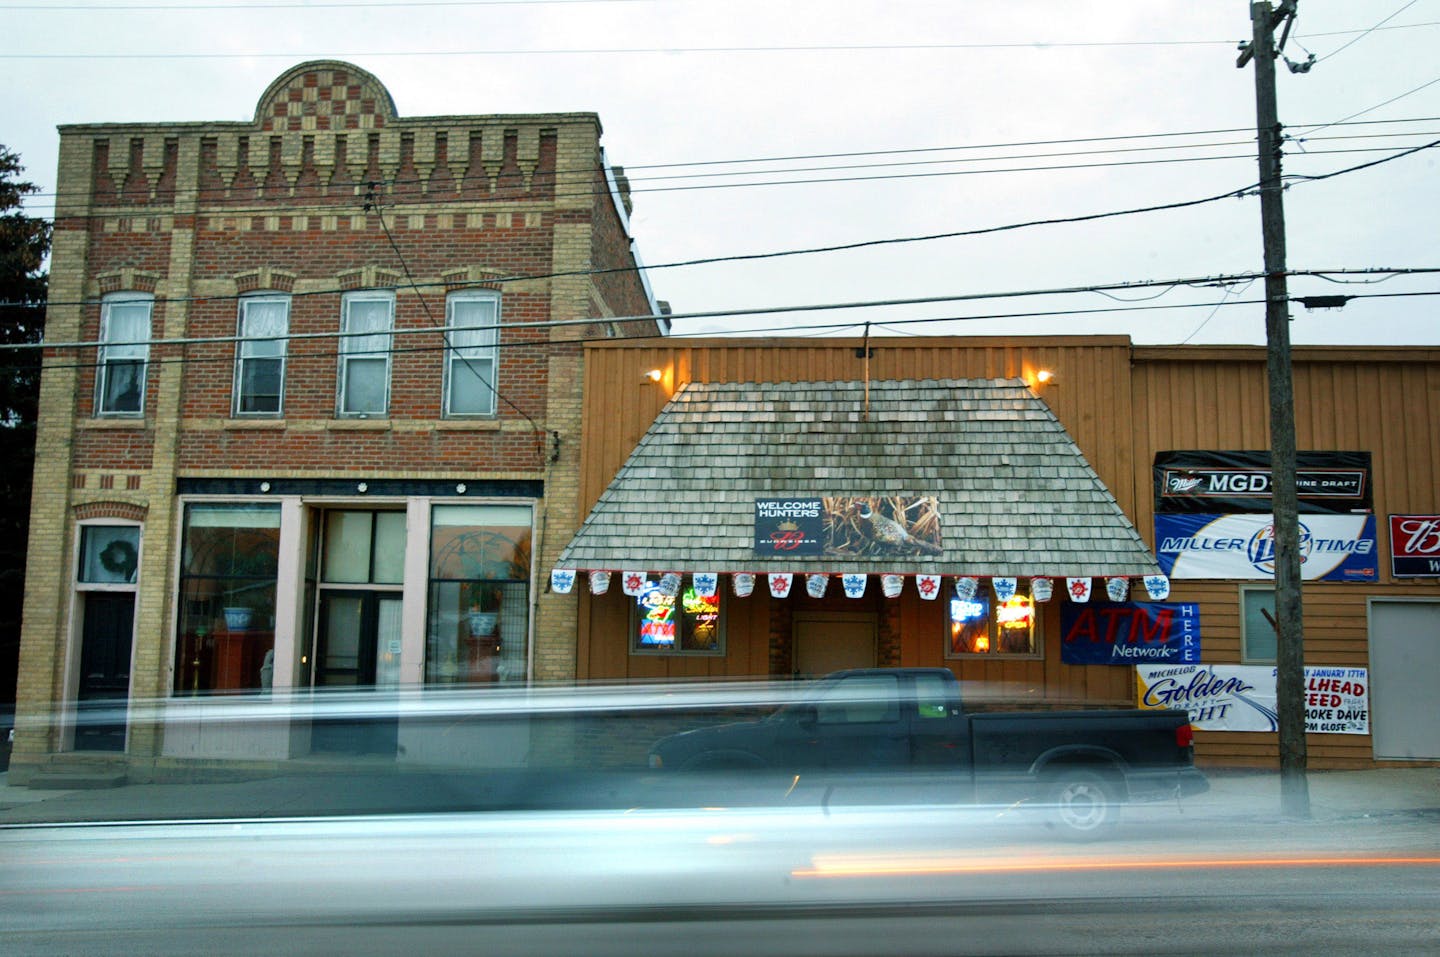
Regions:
[[1047, 768, 1120, 838]]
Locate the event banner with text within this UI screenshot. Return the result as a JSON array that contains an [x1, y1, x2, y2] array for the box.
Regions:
[[1135, 664, 1369, 734]]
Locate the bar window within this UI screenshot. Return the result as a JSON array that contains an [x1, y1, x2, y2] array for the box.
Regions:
[[631, 576, 723, 655], [945, 594, 1039, 657]]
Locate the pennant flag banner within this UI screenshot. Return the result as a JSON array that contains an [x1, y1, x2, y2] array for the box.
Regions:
[[806, 573, 829, 598], [881, 574, 905, 598], [658, 572, 683, 598], [1030, 577, 1053, 602], [550, 569, 576, 594], [1143, 574, 1171, 600], [954, 576, 979, 600], [768, 573, 793, 598], [692, 572, 718, 597], [916, 574, 942, 600], [589, 570, 611, 595], [1106, 577, 1130, 602], [842, 573, 867, 598], [732, 573, 756, 597], [992, 577, 1018, 602], [1067, 577, 1092, 603], [621, 571, 646, 597]]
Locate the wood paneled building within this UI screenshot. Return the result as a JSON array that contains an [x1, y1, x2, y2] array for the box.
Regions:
[[558, 337, 1440, 769]]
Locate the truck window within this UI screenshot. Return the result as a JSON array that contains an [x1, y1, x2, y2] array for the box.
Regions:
[[815, 674, 900, 724], [913, 672, 955, 719]]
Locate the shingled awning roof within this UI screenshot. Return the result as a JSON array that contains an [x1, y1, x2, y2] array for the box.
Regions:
[[555, 378, 1159, 578]]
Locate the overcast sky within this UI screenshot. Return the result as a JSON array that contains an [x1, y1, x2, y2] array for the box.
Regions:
[[7, 0, 1439, 344]]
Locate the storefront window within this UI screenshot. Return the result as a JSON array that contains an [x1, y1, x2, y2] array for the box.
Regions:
[[426, 504, 532, 685], [945, 594, 1038, 657], [174, 504, 281, 694], [631, 577, 723, 655]]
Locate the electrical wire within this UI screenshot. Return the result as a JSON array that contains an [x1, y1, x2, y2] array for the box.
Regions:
[[1315, 1, 1420, 64], [1179, 280, 1256, 345], [1289, 76, 1440, 139], [7, 142, 1437, 319], [14, 269, 1440, 353], [18, 135, 1437, 226], [368, 181, 545, 436], [5, 0, 662, 8], [9, 18, 1440, 55], [24, 118, 1440, 205], [9, 287, 1440, 378]]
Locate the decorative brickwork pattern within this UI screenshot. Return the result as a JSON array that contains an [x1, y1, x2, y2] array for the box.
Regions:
[[16, 60, 664, 778]]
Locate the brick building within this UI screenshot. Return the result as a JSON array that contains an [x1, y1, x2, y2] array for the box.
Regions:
[[11, 61, 664, 782]]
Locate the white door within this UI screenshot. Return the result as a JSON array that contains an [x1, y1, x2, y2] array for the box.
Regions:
[[1369, 600, 1440, 760]]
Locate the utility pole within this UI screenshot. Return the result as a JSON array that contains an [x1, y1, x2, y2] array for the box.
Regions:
[[1238, 0, 1310, 819]]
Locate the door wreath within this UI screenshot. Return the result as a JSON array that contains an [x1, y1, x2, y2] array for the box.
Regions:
[[99, 537, 138, 579]]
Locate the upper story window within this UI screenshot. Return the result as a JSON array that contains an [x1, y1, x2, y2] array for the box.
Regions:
[[234, 293, 289, 416], [338, 290, 394, 417], [444, 289, 500, 416], [97, 293, 152, 415]]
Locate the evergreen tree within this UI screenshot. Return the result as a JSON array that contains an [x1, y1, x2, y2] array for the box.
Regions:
[[0, 145, 51, 710]]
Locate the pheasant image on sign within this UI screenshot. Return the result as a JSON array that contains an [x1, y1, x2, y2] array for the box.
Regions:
[[849, 498, 943, 556]]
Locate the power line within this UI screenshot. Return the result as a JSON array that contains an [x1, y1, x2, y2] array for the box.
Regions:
[[23, 131, 1440, 212], [18, 135, 1437, 225], [1284, 137, 1440, 182], [10, 142, 1438, 315], [9, 286, 1440, 376], [25, 117, 1438, 204], [9, 182, 1272, 311], [14, 269, 1440, 352], [1289, 75, 1440, 139], [9, 19, 1440, 57], [368, 180, 544, 435], [1315, 1, 1420, 64], [3, 0, 660, 8]]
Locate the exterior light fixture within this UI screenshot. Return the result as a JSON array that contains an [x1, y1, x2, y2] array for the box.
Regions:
[[1036, 369, 1055, 385], [644, 369, 663, 383]]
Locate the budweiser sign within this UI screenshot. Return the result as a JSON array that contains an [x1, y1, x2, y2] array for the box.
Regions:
[[1389, 515, 1440, 578]]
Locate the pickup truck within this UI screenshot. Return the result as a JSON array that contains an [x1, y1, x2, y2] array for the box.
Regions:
[[646, 667, 1208, 837]]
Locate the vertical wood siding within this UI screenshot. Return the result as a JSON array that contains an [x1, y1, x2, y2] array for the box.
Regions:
[[569, 339, 1440, 767]]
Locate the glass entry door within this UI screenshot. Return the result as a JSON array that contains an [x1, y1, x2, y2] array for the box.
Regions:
[[312, 591, 402, 753]]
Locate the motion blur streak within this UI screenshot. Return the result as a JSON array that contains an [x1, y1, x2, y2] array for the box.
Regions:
[[794, 853, 1440, 878]]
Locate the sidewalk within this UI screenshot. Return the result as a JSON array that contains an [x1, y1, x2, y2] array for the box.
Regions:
[[4, 765, 1438, 827], [1188, 766, 1440, 824]]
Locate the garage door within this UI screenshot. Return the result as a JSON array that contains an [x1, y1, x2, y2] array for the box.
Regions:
[[1368, 600, 1440, 760]]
